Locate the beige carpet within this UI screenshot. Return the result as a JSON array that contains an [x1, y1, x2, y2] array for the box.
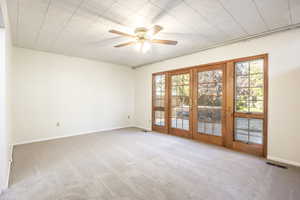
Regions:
[[1, 128, 300, 200]]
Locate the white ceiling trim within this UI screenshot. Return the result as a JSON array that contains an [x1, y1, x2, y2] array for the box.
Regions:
[[133, 22, 300, 69]]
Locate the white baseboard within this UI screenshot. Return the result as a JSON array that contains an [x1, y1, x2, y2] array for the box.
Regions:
[[267, 156, 300, 167], [13, 126, 133, 146]]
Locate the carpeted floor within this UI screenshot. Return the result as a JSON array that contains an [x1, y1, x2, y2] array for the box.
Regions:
[[1, 128, 300, 200]]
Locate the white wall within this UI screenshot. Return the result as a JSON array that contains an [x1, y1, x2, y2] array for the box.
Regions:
[[0, 0, 13, 193], [11, 47, 134, 144], [134, 28, 300, 166]]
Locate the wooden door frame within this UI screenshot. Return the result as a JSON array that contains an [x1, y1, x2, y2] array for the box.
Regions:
[[192, 64, 227, 146], [168, 69, 193, 138], [151, 54, 268, 157]]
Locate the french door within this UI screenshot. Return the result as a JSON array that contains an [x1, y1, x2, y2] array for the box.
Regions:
[[152, 54, 268, 157], [192, 65, 226, 145], [168, 70, 193, 138]]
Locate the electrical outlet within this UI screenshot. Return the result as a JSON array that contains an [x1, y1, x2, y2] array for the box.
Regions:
[[56, 122, 60, 127]]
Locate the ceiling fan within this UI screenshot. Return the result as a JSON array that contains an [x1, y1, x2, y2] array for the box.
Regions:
[[109, 25, 178, 52]]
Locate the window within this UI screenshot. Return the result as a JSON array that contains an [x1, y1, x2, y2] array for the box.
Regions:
[[170, 74, 190, 130], [197, 69, 223, 136], [153, 74, 166, 127], [234, 59, 265, 144], [151, 54, 268, 156], [235, 118, 263, 144], [235, 59, 264, 113]]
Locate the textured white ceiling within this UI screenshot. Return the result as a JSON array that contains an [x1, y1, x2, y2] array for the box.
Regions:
[[6, 0, 300, 67]]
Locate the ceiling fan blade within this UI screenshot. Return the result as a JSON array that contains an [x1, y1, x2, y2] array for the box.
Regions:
[[109, 30, 136, 38], [114, 41, 137, 48], [150, 25, 163, 35], [151, 39, 178, 45]]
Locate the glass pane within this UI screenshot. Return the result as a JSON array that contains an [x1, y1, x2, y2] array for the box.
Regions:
[[183, 120, 189, 130], [198, 108, 207, 121], [171, 73, 190, 130], [250, 59, 264, 74], [236, 88, 249, 101], [154, 111, 165, 126], [235, 118, 263, 144], [236, 62, 249, 75], [172, 75, 180, 84], [156, 89, 164, 96], [171, 118, 176, 127], [172, 86, 177, 96], [205, 123, 213, 134], [249, 136, 263, 144], [213, 71, 222, 82], [176, 108, 183, 119], [249, 101, 263, 113], [250, 87, 263, 101], [183, 107, 189, 119], [249, 119, 263, 131], [214, 108, 222, 122], [183, 85, 189, 96], [236, 76, 249, 87], [155, 75, 162, 83], [214, 123, 222, 136], [198, 121, 205, 133], [250, 74, 263, 87], [183, 74, 190, 84], [171, 97, 177, 107], [236, 100, 249, 112], [199, 71, 214, 83], [177, 119, 183, 129], [197, 69, 223, 136], [155, 98, 164, 107], [235, 59, 264, 113], [182, 96, 190, 106], [235, 118, 248, 129], [235, 132, 248, 143]]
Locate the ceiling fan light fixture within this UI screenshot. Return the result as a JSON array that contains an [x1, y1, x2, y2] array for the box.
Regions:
[[142, 41, 151, 53], [109, 25, 177, 52], [134, 41, 151, 53]]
